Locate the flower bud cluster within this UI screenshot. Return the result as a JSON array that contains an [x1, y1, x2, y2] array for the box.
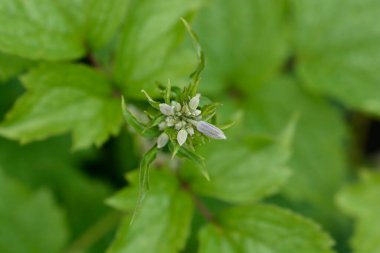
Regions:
[[157, 93, 226, 148]]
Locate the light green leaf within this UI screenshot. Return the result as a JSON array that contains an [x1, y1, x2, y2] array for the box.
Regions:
[[0, 52, 33, 82], [199, 204, 335, 253], [85, 0, 131, 50], [182, 126, 292, 203], [294, 0, 380, 115], [0, 64, 123, 150], [194, 0, 287, 94], [337, 170, 380, 253], [0, 168, 68, 253], [0, 0, 85, 60], [107, 170, 194, 253], [113, 0, 203, 95], [245, 76, 348, 229]]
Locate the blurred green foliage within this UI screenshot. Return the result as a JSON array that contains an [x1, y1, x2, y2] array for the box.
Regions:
[[1, 0, 380, 252]]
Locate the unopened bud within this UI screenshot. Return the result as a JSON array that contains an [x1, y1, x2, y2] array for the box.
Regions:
[[189, 94, 201, 110], [177, 129, 188, 146], [186, 127, 194, 136], [196, 121, 226, 140], [157, 132, 169, 148], [159, 103, 174, 116], [171, 101, 182, 112]]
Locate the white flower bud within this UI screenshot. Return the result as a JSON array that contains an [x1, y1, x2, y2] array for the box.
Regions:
[[171, 101, 182, 112], [177, 129, 188, 146], [159, 103, 174, 116], [193, 109, 201, 116], [182, 104, 192, 116], [157, 132, 169, 148], [158, 121, 167, 131], [196, 121, 226, 140], [166, 116, 176, 127], [189, 94, 200, 111], [175, 121, 184, 131], [186, 126, 194, 136]]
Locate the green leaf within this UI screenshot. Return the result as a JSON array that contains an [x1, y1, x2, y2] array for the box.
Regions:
[[0, 136, 112, 241], [0, 168, 68, 253], [194, 0, 287, 94], [107, 170, 194, 253], [294, 0, 380, 116], [182, 126, 292, 204], [85, 0, 131, 50], [244, 76, 348, 229], [113, 0, 203, 95], [198, 204, 335, 253], [0, 0, 85, 60], [0, 64, 123, 150], [337, 170, 380, 253], [0, 52, 33, 82]]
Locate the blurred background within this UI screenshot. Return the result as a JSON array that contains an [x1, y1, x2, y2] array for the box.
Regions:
[[1, 0, 380, 252]]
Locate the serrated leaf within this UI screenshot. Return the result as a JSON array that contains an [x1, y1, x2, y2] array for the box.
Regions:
[[294, 0, 380, 116], [194, 0, 287, 94], [113, 0, 203, 96], [0, 0, 85, 60], [85, 0, 131, 50], [244, 76, 348, 230], [0, 64, 123, 150], [0, 136, 112, 242], [198, 204, 335, 253], [0, 52, 33, 82], [107, 170, 194, 253], [337, 170, 380, 253], [182, 127, 291, 203], [0, 168, 68, 253]]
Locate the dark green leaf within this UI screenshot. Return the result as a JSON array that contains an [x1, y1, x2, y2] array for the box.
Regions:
[[0, 168, 68, 253]]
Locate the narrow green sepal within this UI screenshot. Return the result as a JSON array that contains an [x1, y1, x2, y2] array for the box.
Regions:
[[141, 90, 160, 109], [121, 97, 159, 138], [181, 18, 205, 97], [178, 147, 210, 181], [130, 145, 158, 224]]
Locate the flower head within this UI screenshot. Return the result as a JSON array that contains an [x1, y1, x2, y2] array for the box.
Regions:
[[149, 92, 226, 148]]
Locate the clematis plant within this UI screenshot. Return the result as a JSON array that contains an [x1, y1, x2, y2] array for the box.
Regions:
[[121, 19, 230, 218]]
